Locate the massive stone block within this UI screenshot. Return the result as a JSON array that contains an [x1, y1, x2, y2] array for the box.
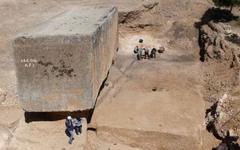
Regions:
[[13, 7, 118, 112]]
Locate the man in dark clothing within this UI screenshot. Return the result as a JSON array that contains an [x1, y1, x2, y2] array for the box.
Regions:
[[150, 48, 157, 58], [65, 116, 75, 144], [73, 117, 82, 135], [134, 46, 140, 60], [145, 48, 150, 59], [137, 39, 144, 60], [134, 46, 139, 54]]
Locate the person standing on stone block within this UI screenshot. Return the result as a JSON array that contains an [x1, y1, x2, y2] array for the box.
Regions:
[[73, 117, 82, 135], [65, 116, 75, 144]]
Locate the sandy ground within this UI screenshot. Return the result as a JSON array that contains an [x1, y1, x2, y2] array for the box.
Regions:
[[7, 118, 87, 150], [0, 0, 222, 149]]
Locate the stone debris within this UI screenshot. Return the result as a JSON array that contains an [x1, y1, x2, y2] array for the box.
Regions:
[[142, 1, 159, 10], [206, 93, 240, 140], [206, 93, 229, 139], [199, 20, 240, 64]]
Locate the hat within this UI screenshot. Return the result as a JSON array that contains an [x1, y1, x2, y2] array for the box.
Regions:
[[67, 116, 72, 120]]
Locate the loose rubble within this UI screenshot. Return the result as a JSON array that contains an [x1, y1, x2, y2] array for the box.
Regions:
[[206, 94, 233, 139]]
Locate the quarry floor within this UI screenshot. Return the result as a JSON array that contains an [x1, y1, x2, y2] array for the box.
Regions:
[[88, 33, 219, 149]]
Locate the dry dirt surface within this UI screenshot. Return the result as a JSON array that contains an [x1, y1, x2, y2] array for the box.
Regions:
[[0, 0, 233, 149], [90, 34, 206, 150]]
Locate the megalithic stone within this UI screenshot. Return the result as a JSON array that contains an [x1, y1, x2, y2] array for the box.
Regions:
[[13, 6, 118, 112]]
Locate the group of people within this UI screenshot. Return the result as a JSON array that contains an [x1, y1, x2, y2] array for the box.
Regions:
[[133, 39, 165, 60], [65, 116, 82, 144]]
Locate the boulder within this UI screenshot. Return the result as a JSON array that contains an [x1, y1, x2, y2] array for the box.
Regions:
[[142, 1, 159, 10], [206, 94, 240, 140], [13, 7, 118, 112]]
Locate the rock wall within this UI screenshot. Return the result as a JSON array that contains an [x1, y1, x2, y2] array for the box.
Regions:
[[199, 21, 240, 103], [199, 21, 233, 62], [199, 16, 240, 145], [13, 6, 118, 112]]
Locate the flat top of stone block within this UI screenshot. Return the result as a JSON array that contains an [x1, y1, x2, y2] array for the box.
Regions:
[[18, 6, 116, 37]]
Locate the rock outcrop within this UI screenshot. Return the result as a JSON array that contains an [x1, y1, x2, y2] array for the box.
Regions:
[[200, 20, 240, 102], [13, 6, 118, 112], [200, 16, 240, 148], [206, 93, 240, 141], [206, 94, 232, 139], [199, 21, 233, 61], [199, 20, 240, 66]]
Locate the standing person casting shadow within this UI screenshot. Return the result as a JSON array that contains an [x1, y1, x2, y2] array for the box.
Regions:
[[65, 116, 75, 144], [134, 46, 141, 60], [136, 38, 145, 60], [145, 47, 150, 59]]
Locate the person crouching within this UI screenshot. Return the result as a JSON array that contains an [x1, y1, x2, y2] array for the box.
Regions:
[[73, 117, 82, 135]]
